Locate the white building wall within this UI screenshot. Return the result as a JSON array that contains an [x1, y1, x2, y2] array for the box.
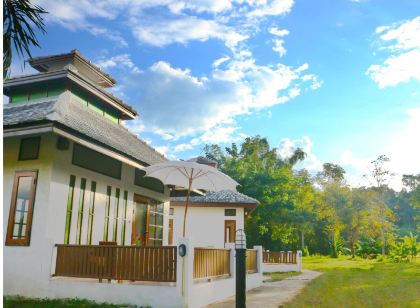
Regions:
[[3, 132, 170, 299], [171, 205, 244, 248]]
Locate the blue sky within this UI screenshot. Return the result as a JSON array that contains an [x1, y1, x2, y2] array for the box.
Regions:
[[10, 0, 420, 189]]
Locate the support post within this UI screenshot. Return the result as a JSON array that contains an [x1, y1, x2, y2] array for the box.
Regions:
[[235, 248, 246, 308]]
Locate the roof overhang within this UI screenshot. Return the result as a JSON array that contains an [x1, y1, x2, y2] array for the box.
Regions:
[[170, 200, 257, 209], [3, 122, 148, 170], [29, 50, 116, 87], [3, 69, 137, 119]]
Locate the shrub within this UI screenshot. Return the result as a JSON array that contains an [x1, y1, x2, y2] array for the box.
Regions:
[[356, 238, 382, 259], [389, 233, 419, 263]]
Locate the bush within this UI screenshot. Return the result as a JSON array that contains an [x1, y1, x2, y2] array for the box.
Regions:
[[356, 238, 382, 259], [389, 233, 418, 263]]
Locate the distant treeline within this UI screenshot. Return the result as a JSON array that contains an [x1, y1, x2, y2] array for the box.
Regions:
[[204, 136, 419, 259]]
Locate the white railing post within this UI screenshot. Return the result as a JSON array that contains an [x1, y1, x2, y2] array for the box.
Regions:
[[253, 246, 263, 274], [297, 250, 302, 272], [225, 243, 235, 279], [177, 237, 195, 307]]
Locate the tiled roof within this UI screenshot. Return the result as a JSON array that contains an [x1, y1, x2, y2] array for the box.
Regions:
[[187, 156, 218, 165], [3, 92, 167, 166], [171, 190, 258, 204]]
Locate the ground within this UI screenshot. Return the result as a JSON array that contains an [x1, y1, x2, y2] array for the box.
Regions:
[[285, 256, 420, 308], [3, 297, 137, 308]]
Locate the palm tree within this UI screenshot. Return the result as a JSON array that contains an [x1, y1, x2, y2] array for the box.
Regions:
[[3, 0, 47, 79]]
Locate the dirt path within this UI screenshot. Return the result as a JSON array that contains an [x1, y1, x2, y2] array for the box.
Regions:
[[206, 270, 322, 308]]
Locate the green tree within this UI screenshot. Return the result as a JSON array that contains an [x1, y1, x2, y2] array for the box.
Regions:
[[3, 0, 47, 79], [365, 155, 394, 256]]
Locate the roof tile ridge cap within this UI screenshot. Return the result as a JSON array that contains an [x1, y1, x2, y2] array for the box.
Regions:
[[46, 91, 71, 121]]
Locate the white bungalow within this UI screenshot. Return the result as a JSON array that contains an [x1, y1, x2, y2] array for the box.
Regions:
[[3, 51, 266, 307]]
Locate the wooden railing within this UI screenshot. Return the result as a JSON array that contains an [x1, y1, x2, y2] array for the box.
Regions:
[[263, 251, 297, 264], [193, 247, 230, 279], [246, 249, 258, 273], [54, 244, 177, 282]]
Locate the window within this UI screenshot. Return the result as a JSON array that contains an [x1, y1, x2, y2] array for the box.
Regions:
[[75, 178, 87, 244], [148, 201, 164, 246], [6, 171, 38, 246], [64, 175, 76, 244], [112, 188, 120, 242], [169, 207, 174, 215], [19, 137, 40, 160], [103, 186, 112, 241], [86, 181, 96, 245], [121, 191, 128, 245], [225, 209, 236, 216], [72, 143, 122, 179]]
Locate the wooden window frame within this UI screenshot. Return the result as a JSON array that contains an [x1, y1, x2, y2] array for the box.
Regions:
[[18, 137, 41, 161], [64, 175, 76, 244], [224, 220, 236, 243], [6, 170, 38, 246]]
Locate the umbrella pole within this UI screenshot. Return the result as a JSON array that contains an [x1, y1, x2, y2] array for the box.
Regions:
[[181, 174, 193, 298], [182, 175, 193, 237]]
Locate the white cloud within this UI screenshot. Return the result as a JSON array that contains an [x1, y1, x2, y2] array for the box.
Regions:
[[33, 0, 128, 47], [131, 15, 248, 49], [269, 27, 290, 37], [277, 136, 323, 172], [248, 0, 294, 18], [367, 16, 420, 88], [131, 56, 316, 136], [338, 107, 420, 190], [272, 39, 287, 57], [96, 54, 140, 73]]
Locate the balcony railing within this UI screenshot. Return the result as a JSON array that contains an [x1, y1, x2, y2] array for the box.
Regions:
[[263, 251, 297, 264], [54, 244, 177, 282], [193, 247, 231, 279], [246, 249, 258, 273]]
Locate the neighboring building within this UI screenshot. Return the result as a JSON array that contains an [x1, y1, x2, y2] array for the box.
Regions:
[[170, 190, 258, 247], [3, 50, 170, 297]]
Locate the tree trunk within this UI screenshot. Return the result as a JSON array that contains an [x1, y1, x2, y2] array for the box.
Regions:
[[301, 230, 305, 251]]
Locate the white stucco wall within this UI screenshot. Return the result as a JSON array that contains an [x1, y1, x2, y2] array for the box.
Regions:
[[170, 205, 244, 248], [3, 132, 170, 300]]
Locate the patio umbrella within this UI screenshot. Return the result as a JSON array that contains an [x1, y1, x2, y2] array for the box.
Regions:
[[143, 160, 238, 236]]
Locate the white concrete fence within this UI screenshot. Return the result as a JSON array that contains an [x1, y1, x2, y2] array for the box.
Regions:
[[45, 238, 263, 308], [25, 240, 302, 307]]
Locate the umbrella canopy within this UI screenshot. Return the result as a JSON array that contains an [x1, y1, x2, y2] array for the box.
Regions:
[[143, 161, 238, 192], [144, 161, 238, 237]]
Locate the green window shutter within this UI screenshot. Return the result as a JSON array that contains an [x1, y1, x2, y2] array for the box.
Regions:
[[64, 175, 76, 244], [103, 186, 112, 241], [87, 181, 96, 245], [75, 178, 87, 244], [113, 188, 120, 242], [121, 191, 128, 245], [19, 137, 41, 161], [72, 143, 122, 179]]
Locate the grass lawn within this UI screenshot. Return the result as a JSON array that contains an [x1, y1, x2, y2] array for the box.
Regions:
[[285, 256, 420, 308], [3, 296, 137, 308]]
